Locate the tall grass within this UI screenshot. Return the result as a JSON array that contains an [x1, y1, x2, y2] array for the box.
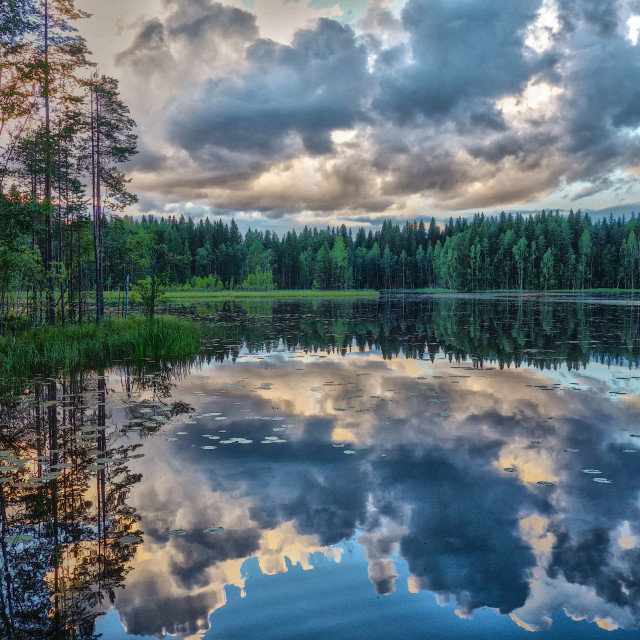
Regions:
[[0, 316, 203, 385], [158, 289, 379, 301]]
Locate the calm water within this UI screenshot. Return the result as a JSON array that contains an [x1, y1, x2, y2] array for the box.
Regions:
[[2, 294, 640, 639]]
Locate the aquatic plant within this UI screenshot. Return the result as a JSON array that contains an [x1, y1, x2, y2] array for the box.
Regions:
[[0, 316, 203, 386]]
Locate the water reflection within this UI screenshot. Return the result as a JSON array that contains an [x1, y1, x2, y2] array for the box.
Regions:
[[0, 366, 193, 639], [175, 295, 640, 370], [3, 296, 640, 638]]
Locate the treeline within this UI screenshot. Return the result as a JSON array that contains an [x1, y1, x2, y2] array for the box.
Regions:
[[5, 198, 640, 324], [0, 1, 136, 325], [99, 208, 639, 293]]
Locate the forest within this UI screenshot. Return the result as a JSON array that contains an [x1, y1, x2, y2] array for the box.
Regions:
[[5, 198, 640, 324], [95, 208, 640, 293], [2, 2, 640, 328]]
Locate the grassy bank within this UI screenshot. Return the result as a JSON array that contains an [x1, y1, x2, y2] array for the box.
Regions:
[[0, 316, 203, 385], [103, 289, 379, 303], [393, 288, 640, 295]]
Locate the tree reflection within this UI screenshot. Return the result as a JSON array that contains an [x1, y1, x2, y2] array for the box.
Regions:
[[0, 361, 190, 638], [171, 296, 640, 370]]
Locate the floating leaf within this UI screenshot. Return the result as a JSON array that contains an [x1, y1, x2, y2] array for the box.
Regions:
[[582, 469, 601, 474], [564, 448, 579, 452], [593, 477, 613, 483], [344, 450, 356, 455], [503, 467, 517, 473], [536, 481, 554, 486], [7, 534, 34, 543], [118, 535, 140, 544], [203, 527, 224, 535], [169, 529, 188, 536]]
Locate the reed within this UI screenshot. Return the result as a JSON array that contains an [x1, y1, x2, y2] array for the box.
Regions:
[[0, 316, 203, 385]]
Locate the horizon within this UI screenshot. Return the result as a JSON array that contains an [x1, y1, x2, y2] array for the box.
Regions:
[[124, 204, 640, 236]]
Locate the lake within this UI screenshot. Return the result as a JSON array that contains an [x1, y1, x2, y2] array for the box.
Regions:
[[2, 294, 640, 639]]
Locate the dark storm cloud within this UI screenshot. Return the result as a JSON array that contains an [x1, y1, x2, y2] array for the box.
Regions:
[[118, 589, 217, 637], [374, 0, 550, 123], [557, 36, 640, 184], [169, 528, 262, 589], [168, 18, 371, 158], [555, 0, 621, 36], [548, 526, 640, 612], [164, 0, 258, 42], [116, 0, 258, 79], [394, 449, 538, 614], [115, 17, 172, 76]]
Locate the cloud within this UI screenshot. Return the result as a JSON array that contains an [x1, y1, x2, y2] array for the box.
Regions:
[[168, 18, 371, 159], [374, 0, 549, 123], [108, 0, 640, 233]]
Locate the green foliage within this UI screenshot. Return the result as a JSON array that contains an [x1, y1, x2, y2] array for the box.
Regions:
[[240, 265, 275, 291], [0, 315, 203, 387], [131, 276, 167, 319], [95, 210, 640, 293]]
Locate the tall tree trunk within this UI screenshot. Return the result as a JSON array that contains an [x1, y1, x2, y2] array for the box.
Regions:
[[91, 85, 104, 324], [44, 0, 55, 324], [57, 125, 65, 325]]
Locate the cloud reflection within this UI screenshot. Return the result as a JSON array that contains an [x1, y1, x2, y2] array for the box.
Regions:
[[114, 346, 640, 637]]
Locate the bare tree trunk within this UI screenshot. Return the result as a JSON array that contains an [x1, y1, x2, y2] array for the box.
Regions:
[[57, 124, 65, 325], [44, 0, 55, 324], [91, 84, 104, 323]]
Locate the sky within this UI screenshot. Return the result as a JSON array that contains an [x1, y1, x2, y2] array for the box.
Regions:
[[74, 0, 640, 232]]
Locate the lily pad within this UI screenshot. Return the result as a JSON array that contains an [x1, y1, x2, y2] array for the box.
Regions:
[[7, 534, 34, 543], [169, 529, 188, 536], [503, 467, 517, 473], [593, 477, 613, 483], [203, 527, 224, 535], [536, 481, 554, 486], [118, 535, 140, 544], [582, 469, 602, 474]]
